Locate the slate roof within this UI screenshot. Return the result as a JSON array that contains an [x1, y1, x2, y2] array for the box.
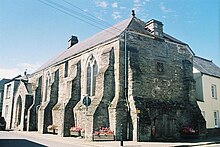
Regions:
[[163, 33, 186, 45], [193, 56, 220, 78], [0, 79, 10, 90], [35, 16, 188, 73], [36, 17, 133, 72]]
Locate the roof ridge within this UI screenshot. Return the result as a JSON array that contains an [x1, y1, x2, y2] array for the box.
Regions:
[[33, 17, 133, 73], [194, 55, 212, 62]]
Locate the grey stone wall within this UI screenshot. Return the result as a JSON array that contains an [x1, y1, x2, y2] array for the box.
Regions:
[[27, 76, 42, 131], [38, 69, 59, 133], [93, 49, 115, 131], [63, 61, 81, 136], [123, 30, 206, 141]]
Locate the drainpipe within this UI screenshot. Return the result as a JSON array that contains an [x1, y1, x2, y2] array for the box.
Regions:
[[124, 29, 128, 102], [124, 29, 131, 141]]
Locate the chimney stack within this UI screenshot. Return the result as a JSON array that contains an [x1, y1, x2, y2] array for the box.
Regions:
[[68, 35, 78, 48], [145, 19, 163, 38]]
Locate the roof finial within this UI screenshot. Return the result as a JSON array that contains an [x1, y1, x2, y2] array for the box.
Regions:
[[132, 10, 135, 17], [24, 69, 27, 76]]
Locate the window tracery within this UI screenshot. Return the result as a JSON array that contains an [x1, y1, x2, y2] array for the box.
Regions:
[[86, 55, 98, 96]]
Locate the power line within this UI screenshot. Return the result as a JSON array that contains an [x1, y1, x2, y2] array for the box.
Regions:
[[62, 0, 121, 32], [37, 0, 120, 35]]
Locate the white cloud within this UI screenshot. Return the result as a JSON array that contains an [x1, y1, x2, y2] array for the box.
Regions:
[[95, 1, 108, 8], [143, 0, 150, 5], [0, 68, 20, 79], [112, 11, 121, 20], [134, 0, 141, 3], [16, 63, 41, 73], [0, 62, 41, 79], [133, 0, 148, 14], [112, 2, 118, 8], [160, 2, 172, 13], [162, 15, 166, 19], [120, 6, 127, 10]]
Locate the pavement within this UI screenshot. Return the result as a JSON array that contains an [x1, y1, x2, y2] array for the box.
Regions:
[[0, 131, 220, 147]]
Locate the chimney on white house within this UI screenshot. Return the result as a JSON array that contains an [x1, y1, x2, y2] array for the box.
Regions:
[[68, 35, 78, 48], [145, 19, 163, 38]]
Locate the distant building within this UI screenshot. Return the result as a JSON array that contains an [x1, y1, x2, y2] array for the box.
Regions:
[[2, 13, 206, 141], [1, 74, 30, 130], [193, 56, 220, 136], [0, 78, 10, 116]]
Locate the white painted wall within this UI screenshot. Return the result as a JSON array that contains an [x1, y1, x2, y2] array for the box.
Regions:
[[196, 74, 220, 128], [2, 81, 15, 129]]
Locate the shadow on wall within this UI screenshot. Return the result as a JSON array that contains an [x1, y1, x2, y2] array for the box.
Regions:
[[0, 139, 46, 147]]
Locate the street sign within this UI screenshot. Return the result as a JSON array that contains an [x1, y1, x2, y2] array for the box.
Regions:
[[83, 96, 91, 107]]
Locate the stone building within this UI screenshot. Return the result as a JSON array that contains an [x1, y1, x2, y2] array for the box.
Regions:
[[3, 14, 206, 141], [1, 74, 31, 130]]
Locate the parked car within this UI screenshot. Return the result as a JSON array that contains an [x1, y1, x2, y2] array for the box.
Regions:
[[0, 117, 6, 131]]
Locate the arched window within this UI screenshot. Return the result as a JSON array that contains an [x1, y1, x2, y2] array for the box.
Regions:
[[86, 63, 91, 95], [45, 72, 51, 101], [86, 55, 98, 96], [64, 61, 68, 78], [92, 61, 98, 96]]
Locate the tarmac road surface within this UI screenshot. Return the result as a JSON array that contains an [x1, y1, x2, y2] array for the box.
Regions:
[[0, 131, 220, 147]]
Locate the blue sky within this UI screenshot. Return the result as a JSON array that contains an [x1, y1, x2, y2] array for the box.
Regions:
[[0, 0, 219, 79]]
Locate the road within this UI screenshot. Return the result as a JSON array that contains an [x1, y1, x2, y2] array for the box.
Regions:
[[0, 131, 89, 147], [0, 131, 220, 147]]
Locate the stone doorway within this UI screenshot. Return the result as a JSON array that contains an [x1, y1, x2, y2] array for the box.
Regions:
[[15, 96, 22, 127], [153, 114, 176, 139]]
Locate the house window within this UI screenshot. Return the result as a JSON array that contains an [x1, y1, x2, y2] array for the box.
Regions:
[[156, 62, 164, 73], [211, 84, 217, 99], [6, 84, 11, 99], [86, 55, 98, 96], [64, 61, 69, 78], [214, 111, 219, 128]]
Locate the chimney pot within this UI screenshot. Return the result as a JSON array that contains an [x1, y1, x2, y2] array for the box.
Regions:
[[145, 19, 163, 38], [68, 35, 78, 48]]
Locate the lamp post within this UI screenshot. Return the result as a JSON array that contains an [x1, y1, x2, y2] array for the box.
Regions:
[[120, 123, 123, 146], [136, 109, 140, 141]]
